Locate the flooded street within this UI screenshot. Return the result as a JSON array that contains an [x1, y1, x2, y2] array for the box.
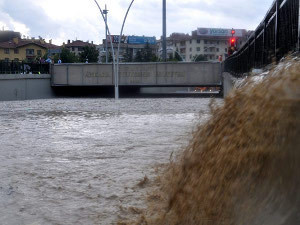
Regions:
[[0, 98, 219, 225]]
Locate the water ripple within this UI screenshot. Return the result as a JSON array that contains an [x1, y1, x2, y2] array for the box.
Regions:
[[0, 98, 221, 225]]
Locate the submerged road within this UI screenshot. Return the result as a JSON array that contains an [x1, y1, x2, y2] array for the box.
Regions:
[[0, 98, 221, 224]]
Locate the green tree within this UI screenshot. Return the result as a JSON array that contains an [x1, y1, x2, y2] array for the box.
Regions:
[[79, 45, 99, 63], [53, 54, 60, 63], [174, 52, 183, 61], [168, 53, 180, 62], [60, 48, 79, 63], [100, 51, 114, 63], [134, 50, 143, 62], [193, 54, 207, 62], [142, 42, 153, 62], [108, 51, 113, 63], [123, 46, 133, 62], [42, 53, 48, 60], [168, 53, 174, 61], [151, 55, 158, 62], [133, 43, 157, 62]]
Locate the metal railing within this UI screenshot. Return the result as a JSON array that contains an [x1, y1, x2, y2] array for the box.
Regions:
[[225, 0, 300, 76], [0, 60, 50, 74]]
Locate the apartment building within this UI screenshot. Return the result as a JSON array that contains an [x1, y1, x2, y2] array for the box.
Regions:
[[0, 37, 59, 62], [158, 28, 249, 62], [63, 40, 96, 56], [98, 35, 157, 62]]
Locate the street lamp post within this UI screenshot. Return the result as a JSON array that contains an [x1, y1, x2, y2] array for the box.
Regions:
[[162, 0, 167, 62], [116, 0, 135, 99], [103, 5, 109, 63], [93, 0, 135, 100], [93, 0, 117, 99]]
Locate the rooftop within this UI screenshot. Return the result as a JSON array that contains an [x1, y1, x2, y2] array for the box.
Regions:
[[0, 38, 60, 49], [64, 40, 95, 47]]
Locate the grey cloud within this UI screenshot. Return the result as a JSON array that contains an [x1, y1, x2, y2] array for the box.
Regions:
[[2, 0, 55, 36], [1, 0, 275, 45], [1, 0, 104, 43]]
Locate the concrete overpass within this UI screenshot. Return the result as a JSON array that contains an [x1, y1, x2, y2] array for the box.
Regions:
[[51, 62, 222, 88]]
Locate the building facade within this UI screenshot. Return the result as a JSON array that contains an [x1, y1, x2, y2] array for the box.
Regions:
[[0, 37, 59, 62], [98, 35, 157, 62], [158, 28, 249, 62], [63, 40, 96, 56]]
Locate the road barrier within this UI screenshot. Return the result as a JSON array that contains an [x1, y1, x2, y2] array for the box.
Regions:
[[0, 60, 50, 74]]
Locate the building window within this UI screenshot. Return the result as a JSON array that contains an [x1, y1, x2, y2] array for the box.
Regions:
[[216, 48, 219, 52], [197, 47, 200, 52], [190, 40, 192, 44], [14, 49, 19, 54], [225, 48, 227, 52], [37, 50, 42, 56], [5, 58, 9, 61], [189, 47, 192, 52], [204, 48, 208, 52], [72, 47, 75, 51], [217, 41, 219, 44], [26, 49, 34, 55], [4, 49, 9, 54], [204, 40, 207, 44], [180, 48, 185, 53], [180, 41, 185, 46], [197, 39, 201, 44], [210, 41, 214, 44], [14, 58, 19, 61]]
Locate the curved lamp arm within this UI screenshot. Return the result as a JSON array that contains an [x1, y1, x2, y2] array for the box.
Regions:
[[93, 0, 115, 63], [93, 0, 118, 97], [116, 0, 135, 86]]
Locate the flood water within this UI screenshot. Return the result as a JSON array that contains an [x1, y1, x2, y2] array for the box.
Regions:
[[0, 98, 220, 225]]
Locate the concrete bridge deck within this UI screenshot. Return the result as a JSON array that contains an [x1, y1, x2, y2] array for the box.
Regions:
[[51, 62, 222, 87]]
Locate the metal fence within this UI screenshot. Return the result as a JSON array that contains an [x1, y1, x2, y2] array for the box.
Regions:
[[225, 0, 300, 76], [0, 60, 50, 74]]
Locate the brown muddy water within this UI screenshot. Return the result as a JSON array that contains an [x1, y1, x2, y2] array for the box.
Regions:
[[126, 57, 300, 225], [0, 98, 221, 225]]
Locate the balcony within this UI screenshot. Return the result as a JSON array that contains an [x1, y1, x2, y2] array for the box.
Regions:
[[26, 49, 35, 57]]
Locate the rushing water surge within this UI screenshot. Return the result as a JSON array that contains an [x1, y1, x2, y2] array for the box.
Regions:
[[0, 98, 218, 225], [126, 57, 300, 225]]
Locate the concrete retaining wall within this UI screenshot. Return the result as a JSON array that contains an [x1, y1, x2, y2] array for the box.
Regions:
[[223, 72, 236, 97], [0, 74, 54, 101], [52, 62, 222, 87]]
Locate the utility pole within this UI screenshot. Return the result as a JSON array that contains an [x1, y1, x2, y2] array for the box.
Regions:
[[162, 0, 167, 62], [103, 5, 109, 63]]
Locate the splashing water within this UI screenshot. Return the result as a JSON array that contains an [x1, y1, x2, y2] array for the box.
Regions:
[[123, 57, 300, 225]]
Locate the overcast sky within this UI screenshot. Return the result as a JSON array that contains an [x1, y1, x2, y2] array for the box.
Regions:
[[0, 0, 274, 45]]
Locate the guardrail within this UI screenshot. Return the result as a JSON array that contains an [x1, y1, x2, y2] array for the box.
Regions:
[[225, 0, 299, 76], [0, 60, 50, 74]]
